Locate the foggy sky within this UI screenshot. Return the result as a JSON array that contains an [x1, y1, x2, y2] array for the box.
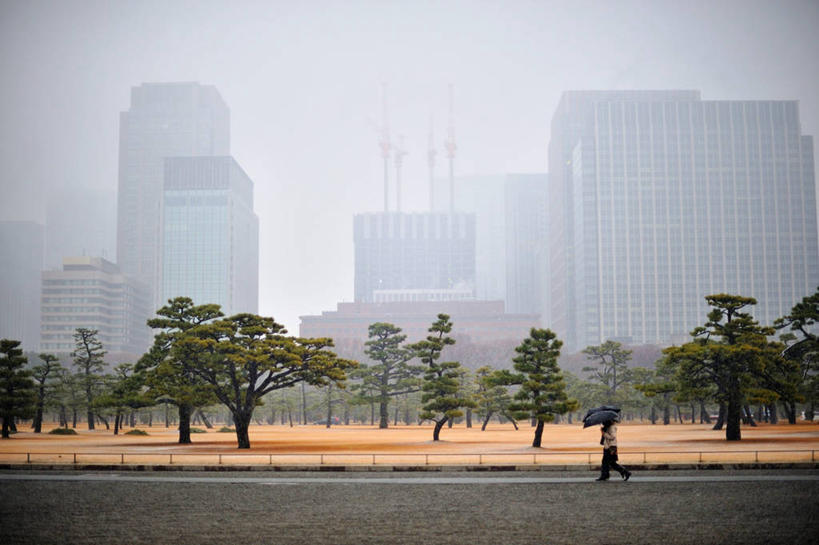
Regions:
[[1, 0, 818, 333]]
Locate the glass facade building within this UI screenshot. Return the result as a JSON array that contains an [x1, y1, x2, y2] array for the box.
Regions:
[[550, 91, 818, 352], [353, 212, 476, 303], [117, 83, 230, 310], [162, 156, 258, 315], [505, 173, 549, 318]]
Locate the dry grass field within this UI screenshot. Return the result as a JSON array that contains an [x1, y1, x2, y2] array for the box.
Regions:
[[2, 421, 818, 466]]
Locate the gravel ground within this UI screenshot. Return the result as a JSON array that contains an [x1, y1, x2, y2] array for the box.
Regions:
[[1, 470, 817, 544]]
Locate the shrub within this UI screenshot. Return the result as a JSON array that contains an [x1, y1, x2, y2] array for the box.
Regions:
[[124, 429, 148, 436], [48, 428, 78, 435], [218, 426, 234, 433], [190, 427, 207, 433]]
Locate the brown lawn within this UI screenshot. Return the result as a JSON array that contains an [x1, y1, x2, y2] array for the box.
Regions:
[[2, 421, 817, 465]]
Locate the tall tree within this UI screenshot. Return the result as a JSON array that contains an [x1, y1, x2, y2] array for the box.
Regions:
[[95, 364, 150, 435], [503, 328, 577, 447], [665, 294, 776, 441], [582, 340, 632, 404], [0, 339, 36, 438], [72, 328, 106, 430], [775, 287, 819, 420], [359, 322, 423, 428], [409, 314, 475, 441], [175, 313, 356, 448], [30, 353, 62, 433], [473, 366, 517, 431], [138, 297, 223, 444]]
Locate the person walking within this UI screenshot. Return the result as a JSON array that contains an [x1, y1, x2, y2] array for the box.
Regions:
[[596, 419, 631, 481]]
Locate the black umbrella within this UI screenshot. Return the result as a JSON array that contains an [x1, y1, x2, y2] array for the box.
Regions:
[[582, 410, 620, 428], [581, 405, 621, 422]]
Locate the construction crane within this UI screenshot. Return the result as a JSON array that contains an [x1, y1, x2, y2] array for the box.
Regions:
[[428, 114, 436, 211], [394, 134, 407, 213], [378, 83, 391, 213], [445, 84, 457, 215]]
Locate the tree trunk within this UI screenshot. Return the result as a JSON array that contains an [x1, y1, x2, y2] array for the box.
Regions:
[[287, 407, 293, 427], [507, 415, 519, 431], [87, 408, 95, 430], [33, 385, 46, 433], [301, 383, 307, 425], [164, 403, 170, 428], [234, 412, 252, 449], [114, 411, 121, 435], [481, 412, 492, 431], [326, 386, 333, 428], [782, 402, 796, 424], [712, 403, 726, 430], [650, 405, 657, 425], [393, 403, 399, 427], [726, 391, 742, 441], [806, 402, 814, 421], [432, 418, 448, 441], [768, 403, 779, 424], [532, 419, 545, 448], [466, 408, 473, 428], [72, 408, 77, 428], [700, 401, 711, 423], [178, 403, 192, 444], [379, 396, 389, 429], [743, 405, 757, 427], [59, 405, 67, 428], [97, 415, 109, 430], [1, 418, 9, 439]]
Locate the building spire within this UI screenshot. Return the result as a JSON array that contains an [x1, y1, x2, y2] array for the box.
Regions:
[[394, 134, 407, 213]]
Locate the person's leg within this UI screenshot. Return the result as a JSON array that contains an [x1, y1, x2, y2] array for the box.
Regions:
[[597, 449, 611, 480]]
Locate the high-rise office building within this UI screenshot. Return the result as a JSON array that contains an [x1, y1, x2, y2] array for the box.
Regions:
[[0, 221, 44, 351], [433, 175, 507, 301], [353, 212, 476, 303], [40, 257, 151, 357], [549, 91, 818, 352], [162, 156, 258, 315], [505, 173, 548, 318], [117, 82, 230, 310]]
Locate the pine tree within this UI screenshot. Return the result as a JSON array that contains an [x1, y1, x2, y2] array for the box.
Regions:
[[409, 314, 475, 441], [0, 339, 36, 438], [505, 328, 577, 447], [72, 328, 106, 430]]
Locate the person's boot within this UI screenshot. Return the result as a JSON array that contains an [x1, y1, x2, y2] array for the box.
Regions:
[[595, 475, 609, 481], [622, 470, 631, 481]]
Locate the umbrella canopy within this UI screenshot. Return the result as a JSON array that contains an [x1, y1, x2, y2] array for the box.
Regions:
[[581, 405, 621, 422], [582, 410, 620, 428]]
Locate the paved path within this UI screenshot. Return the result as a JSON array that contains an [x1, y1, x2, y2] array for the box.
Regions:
[[2, 472, 818, 484], [2, 470, 817, 544]]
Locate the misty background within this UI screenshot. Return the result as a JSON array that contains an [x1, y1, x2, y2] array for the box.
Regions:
[[2, 0, 818, 332]]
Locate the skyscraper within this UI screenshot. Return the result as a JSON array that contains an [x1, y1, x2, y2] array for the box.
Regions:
[[117, 83, 230, 310], [505, 173, 548, 318], [433, 175, 507, 301], [162, 156, 258, 315], [549, 91, 818, 352], [353, 212, 476, 303], [0, 221, 44, 351]]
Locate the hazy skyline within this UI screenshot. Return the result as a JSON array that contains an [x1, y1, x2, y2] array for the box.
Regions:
[[2, 0, 818, 332]]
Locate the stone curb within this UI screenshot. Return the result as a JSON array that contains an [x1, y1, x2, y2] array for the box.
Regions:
[[1, 462, 817, 472]]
